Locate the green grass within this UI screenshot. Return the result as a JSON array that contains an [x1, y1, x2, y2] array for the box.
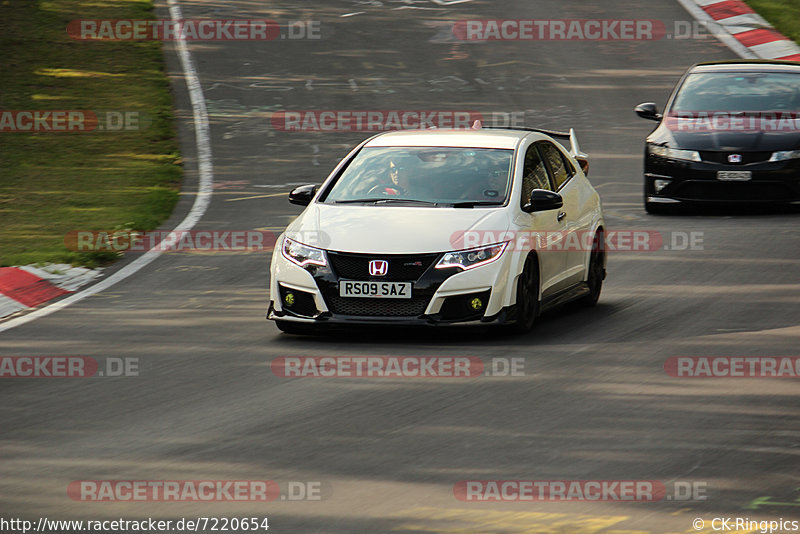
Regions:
[[0, 0, 180, 268], [745, 0, 800, 44]]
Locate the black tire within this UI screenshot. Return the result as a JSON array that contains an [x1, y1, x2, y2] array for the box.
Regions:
[[511, 254, 540, 334], [579, 230, 605, 307], [275, 320, 313, 335]]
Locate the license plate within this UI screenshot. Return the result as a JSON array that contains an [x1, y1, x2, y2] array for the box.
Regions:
[[339, 281, 412, 299], [717, 171, 752, 181]]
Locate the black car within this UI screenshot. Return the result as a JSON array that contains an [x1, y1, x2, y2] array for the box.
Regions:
[[635, 60, 800, 213]]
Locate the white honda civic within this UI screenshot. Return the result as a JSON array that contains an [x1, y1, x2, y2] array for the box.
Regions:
[[268, 125, 606, 334]]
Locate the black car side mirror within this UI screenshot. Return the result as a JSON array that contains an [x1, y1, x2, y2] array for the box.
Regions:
[[634, 102, 662, 121], [288, 184, 317, 206], [522, 189, 563, 213]]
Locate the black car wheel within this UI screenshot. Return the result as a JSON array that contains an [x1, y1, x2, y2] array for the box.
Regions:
[[579, 230, 605, 307], [511, 254, 539, 334]]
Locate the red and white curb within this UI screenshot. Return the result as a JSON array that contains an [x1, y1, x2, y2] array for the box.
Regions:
[[0, 0, 213, 334], [690, 0, 800, 61], [0, 265, 101, 319]]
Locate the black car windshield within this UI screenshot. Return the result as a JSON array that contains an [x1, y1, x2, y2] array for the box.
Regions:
[[670, 71, 800, 113], [323, 147, 513, 206]]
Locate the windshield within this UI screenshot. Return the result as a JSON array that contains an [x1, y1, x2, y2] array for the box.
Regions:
[[323, 147, 514, 206], [670, 71, 800, 113]]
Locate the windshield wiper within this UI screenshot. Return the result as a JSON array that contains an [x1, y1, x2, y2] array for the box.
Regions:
[[450, 201, 504, 208], [334, 198, 440, 206]]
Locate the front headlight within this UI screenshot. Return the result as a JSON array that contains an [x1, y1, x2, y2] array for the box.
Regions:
[[648, 145, 701, 162], [769, 150, 800, 162], [436, 242, 508, 271], [282, 237, 327, 268]]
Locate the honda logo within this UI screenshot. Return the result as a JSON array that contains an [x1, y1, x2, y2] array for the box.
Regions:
[[369, 260, 389, 277], [728, 154, 742, 163]]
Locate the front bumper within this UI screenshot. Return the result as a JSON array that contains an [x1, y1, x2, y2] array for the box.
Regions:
[[268, 244, 518, 327], [644, 153, 800, 204], [267, 301, 512, 327]]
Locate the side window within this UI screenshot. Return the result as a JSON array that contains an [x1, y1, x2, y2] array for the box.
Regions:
[[539, 142, 573, 190], [520, 144, 552, 208]]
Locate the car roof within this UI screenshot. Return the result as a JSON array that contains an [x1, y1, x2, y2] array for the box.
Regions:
[[689, 60, 800, 74], [364, 129, 537, 149]]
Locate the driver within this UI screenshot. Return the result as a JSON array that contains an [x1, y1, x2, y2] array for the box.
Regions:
[[368, 160, 411, 196]]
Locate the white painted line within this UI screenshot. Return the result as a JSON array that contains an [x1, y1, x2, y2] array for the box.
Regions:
[[18, 264, 101, 292], [0, 294, 28, 318], [749, 39, 800, 59], [674, 0, 759, 59], [694, 0, 723, 6], [715, 13, 770, 32], [724, 24, 767, 35], [724, 25, 756, 35], [0, 0, 213, 333]]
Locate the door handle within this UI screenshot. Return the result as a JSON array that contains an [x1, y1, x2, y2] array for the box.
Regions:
[[557, 211, 566, 221]]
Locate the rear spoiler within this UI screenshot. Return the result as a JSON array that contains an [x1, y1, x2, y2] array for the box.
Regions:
[[479, 125, 590, 175]]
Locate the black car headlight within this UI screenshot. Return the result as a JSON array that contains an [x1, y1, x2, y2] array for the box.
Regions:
[[282, 237, 327, 268], [436, 242, 508, 271], [769, 150, 800, 162], [648, 144, 701, 162]]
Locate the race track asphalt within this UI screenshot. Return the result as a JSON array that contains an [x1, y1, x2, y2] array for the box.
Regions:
[[1, 1, 798, 532]]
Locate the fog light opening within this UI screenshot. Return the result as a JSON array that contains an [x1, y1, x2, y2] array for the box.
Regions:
[[284, 292, 296, 307], [469, 297, 484, 311], [654, 179, 672, 194]]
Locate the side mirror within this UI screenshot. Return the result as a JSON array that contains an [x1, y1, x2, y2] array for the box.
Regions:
[[634, 102, 662, 121], [288, 184, 317, 206], [522, 189, 563, 213]]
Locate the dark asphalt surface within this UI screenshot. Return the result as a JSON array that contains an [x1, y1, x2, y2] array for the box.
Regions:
[[1, 1, 799, 532]]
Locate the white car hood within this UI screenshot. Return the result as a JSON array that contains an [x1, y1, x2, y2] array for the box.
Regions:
[[285, 203, 511, 254]]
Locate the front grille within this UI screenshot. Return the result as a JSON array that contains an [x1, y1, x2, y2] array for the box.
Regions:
[[325, 295, 430, 317], [328, 252, 439, 281], [673, 181, 794, 202], [699, 151, 772, 165]]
